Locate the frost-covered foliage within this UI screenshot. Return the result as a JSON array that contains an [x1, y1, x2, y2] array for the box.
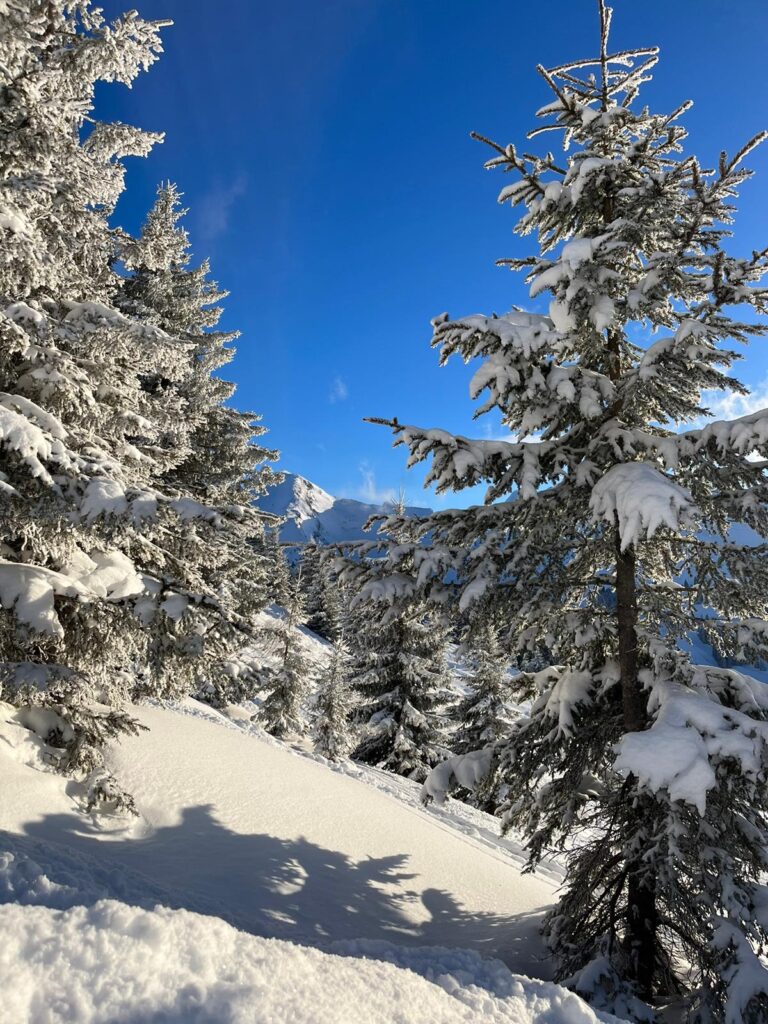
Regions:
[[263, 527, 292, 608], [313, 638, 353, 761], [117, 182, 280, 511], [258, 576, 311, 738], [0, 0, 169, 805], [301, 537, 343, 642], [342, 4, 768, 1020], [454, 620, 517, 755], [115, 182, 280, 701], [0, 3, 279, 803], [348, 605, 450, 782]]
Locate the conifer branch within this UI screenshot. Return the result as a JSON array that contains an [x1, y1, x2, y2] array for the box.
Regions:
[[364, 416, 403, 432]]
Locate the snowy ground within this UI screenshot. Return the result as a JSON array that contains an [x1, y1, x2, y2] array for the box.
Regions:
[[1, 698, 557, 970], [0, 690, 627, 1023], [0, 899, 615, 1024]]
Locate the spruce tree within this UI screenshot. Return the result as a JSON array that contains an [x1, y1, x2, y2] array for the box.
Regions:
[[313, 638, 353, 761], [264, 526, 292, 608], [454, 620, 516, 754], [300, 534, 343, 641], [0, 3, 281, 809], [0, 1, 171, 808], [344, 5, 768, 1019], [301, 536, 325, 632], [349, 608, 449, 782], [118, 182, 280, 510], [115, 182, 281, 698], [258, 572, 309, 739]]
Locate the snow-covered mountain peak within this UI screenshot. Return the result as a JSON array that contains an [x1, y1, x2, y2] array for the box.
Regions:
[[277, 473, 335, 524], [286, 475, 333, 524], [257, 472, 432, 545]]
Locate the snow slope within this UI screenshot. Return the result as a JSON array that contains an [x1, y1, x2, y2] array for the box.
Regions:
[[0, 612, 628, 1024], [257, 471, 432, 544], [0, 699, 556, 975], [0, 693, 625, 1024]]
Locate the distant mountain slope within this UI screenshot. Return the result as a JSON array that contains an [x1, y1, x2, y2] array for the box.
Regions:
[[257, 472, 432, 544]]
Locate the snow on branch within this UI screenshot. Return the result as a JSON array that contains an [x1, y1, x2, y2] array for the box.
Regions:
[[683, 408, 768, 456], [615, 674, 768, 816], [421, 747, 494, 807], [590, 462, 695, 550], [366, 417, 550, 498], [0, 563, 90, 637], [0, 403, 71, 485], [431, 310, 558, 361]]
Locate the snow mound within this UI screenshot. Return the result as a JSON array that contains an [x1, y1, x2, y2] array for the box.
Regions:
[[0, 899, 619, 1024]]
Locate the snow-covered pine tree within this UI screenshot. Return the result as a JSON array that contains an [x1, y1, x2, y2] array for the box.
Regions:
[[305, 570, 343, 642], [115, 182, 281, 701], [313, 637, 353, 761], [348, 606, 449, 782], [118, 182, 280, 510], [264, 526, 292, 608], [258, 571, 310, 738], [0, 1, 175, 809], [342, 4, 768, 1019], [0, 2, 280, 809], [300, 535, 338, 640], [454, 619, 516, 754], [320, 574, 343, 642]]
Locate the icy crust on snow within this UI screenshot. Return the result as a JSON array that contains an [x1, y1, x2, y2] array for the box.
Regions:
[[590, 462, 694, 550], [0, 900, 621, 1024]]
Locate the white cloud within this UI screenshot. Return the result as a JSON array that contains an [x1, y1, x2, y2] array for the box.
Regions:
[[480, 421, 516, 443], [343, 461, 397, 506], [683, 380, 768, 461], [329, 376, 348, 403], [698, 379, 768, 422], [197, 174, 248, 243]]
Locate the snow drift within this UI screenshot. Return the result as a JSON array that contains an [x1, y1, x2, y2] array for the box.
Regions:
[[0, 899, 618, 1024]]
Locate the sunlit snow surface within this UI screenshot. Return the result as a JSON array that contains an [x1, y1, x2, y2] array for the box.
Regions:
[[0, 682, 625, 1023], [0, 900, 621, 1024]]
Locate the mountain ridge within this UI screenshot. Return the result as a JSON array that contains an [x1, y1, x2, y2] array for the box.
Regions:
[[257, 472, 432, 544]]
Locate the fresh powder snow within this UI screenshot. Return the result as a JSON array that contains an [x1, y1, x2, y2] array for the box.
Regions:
[[0, 688, 619, 1023]]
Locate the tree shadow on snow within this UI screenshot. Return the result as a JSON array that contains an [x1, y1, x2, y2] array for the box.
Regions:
[[1, 805, 549, 978]]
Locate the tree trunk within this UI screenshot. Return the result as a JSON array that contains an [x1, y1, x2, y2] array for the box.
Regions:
[[626, 861, 658, 1003], [615, 530, 657, 1000], [615, 538, 644, 732]]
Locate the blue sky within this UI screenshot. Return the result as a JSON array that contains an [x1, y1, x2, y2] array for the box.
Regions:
[[96, 0, 768, 508]]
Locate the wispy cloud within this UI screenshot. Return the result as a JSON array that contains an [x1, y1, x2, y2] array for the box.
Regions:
[[342, 461, 397, 506], [329, 376, 348, 404], [196, 174, 248, 244], [481, 420, 518, 443], [698, 379, 768, 422]]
